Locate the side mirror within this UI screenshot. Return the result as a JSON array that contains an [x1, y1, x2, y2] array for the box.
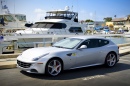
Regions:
[[79, 45, 87, 49]]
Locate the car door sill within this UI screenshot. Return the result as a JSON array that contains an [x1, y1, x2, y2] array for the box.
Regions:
[[70, 63, 103, 70]]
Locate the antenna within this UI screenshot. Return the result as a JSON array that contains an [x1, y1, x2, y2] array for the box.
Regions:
[[71, 5, 73, 12], [1, 0, 10, 14], [14, 0, 15, 14], [1, 0, 4, 13]]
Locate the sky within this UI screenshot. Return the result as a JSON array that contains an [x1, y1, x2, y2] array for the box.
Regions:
[[0, 0, 130, 23]]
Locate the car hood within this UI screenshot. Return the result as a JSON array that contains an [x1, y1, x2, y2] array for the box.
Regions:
[[18, 47, 70, 61]]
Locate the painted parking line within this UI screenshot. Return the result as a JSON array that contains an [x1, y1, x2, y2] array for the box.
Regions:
[[121, 57, 130, 59], [120, 59, 130, 63], [82, 75, 105, 81]]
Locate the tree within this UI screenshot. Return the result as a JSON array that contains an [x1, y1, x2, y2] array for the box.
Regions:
[[85, 19, 94, 22], [104, 17, 112, 22], [127, 15, 130, 20]]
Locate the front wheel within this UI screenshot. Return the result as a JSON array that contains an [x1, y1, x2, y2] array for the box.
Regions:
[[105, 52, 117, 67], [45, 59, 62, 76]]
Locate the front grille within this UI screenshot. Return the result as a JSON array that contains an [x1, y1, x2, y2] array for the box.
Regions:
[[17, 60, 32, 68]]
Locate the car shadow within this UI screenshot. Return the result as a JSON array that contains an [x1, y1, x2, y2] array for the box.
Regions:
[[20, 63, 130, 80]]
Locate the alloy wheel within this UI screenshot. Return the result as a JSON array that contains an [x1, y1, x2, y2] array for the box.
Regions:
[[106, 53, 117, 67], [47, 59, 62, 76]]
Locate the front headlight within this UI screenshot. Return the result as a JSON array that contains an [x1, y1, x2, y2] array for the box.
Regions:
[[32, 53, 49, 61]]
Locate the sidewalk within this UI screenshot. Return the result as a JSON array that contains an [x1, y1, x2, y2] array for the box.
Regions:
[[0, 47, 130, 69]]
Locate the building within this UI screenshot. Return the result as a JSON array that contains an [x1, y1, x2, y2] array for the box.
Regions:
[[112, 15, 130, 31], [86, 21, 105, 30]]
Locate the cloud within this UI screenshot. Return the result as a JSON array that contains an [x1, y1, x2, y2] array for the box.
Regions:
[[78, 10, 88, 20], [79, 10, 104, 21], [34, 9, 46, 13], [78, 10, 95, 20], [34, 8, 46, 21]]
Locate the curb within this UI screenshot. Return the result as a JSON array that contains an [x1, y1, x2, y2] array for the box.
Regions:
[[0, 53, 20, 59], [0, 64, 17, 69], [120, 52, 130, 56]]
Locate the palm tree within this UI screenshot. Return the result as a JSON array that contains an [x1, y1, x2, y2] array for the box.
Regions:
[[127, 15, 130, 20], [114, 15, 116, 18]]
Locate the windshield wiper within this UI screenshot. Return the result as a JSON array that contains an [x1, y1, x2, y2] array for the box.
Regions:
[[53, 46, 69, 48], [52, 46, 63, 48]]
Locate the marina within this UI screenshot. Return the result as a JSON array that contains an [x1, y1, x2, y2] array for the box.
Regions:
[[0, 3, 27, 34], [0, 1, 130, 54], [1, 34, 130, 54], [0, 3, 130, 54], [0, 0, 130, 86]]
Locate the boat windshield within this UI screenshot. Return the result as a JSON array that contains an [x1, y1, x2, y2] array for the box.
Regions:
[[15, 15, 26, 21], [31, 22, 67, 29], [45, 11, 75, 20], [0, 15, 15, 22]]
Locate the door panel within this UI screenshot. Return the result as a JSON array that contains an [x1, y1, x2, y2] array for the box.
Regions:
[[75, 48, 100, 67], [74, 39, 103, 67]]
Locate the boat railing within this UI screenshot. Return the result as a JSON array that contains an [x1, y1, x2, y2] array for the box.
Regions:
[[0, 41, 53, 54], [17, 41, 53, 48]]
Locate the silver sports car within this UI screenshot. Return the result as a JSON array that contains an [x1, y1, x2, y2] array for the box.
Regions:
[[17, 36, 119, 76]]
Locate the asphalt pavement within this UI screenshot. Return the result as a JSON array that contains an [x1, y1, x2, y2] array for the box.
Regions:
[[0, 54, 130, 86]]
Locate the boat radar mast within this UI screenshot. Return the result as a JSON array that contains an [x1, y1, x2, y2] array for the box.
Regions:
[[64, 6, 69, 11], [1, 0, 10, 14]]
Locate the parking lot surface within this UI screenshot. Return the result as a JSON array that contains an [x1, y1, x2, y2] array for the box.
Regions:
[[0, 54, 130, 86]]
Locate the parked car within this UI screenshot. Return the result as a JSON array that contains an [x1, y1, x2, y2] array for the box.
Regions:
[[17, 36, 119, 76]]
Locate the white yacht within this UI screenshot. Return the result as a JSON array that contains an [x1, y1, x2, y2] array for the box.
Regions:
[[16, 6, 86, 35], [123, 30, 130, 37], [0, 1, 27, 54], [0, 3, 27, 34], [3, 7, 88, 49]]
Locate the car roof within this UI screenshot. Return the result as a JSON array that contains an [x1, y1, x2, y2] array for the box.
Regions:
[[69, 36, 109, 40]]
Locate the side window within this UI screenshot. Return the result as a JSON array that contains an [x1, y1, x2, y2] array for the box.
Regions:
[[87, 39, 99, 48], [69, 27, 83, 33], [99, 39, 109, 47], [78, 39, 99, 48]]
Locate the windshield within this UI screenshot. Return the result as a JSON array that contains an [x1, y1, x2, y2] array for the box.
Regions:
[[31, 22, 66, 29], [52, 38, 82, 49], [45, 11, 75, 20], [0, 15, 16, 22], [15, 15, 26, 21]]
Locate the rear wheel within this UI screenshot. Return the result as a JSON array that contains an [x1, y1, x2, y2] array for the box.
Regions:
[[45, 59, 62, 76], [105, 52, 117, 67]]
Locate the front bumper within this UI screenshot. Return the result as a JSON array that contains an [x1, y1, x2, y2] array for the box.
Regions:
[[17, 60, 46, 74]]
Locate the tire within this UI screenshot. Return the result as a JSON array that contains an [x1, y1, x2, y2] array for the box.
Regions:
[[105, 52, 117, 67], [45, 59, 62, 76]]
